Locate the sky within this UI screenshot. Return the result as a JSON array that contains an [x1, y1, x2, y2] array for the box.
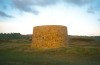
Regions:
[[0, 0, 100, 36]]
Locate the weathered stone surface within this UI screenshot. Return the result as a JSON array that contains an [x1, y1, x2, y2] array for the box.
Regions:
[[31, 25, 68, 49]]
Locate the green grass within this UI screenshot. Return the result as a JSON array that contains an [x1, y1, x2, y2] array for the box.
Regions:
[[0, 36, 100, 65]]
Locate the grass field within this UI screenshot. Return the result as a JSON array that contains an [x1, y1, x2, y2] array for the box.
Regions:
[[0, 35, 100, 65]]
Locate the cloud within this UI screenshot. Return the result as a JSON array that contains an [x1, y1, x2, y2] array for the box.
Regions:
[[34, 0, 58, 6], [12, 0, 38, 14], [88, 0, 100, 13], [64, 0, 91, 6], [98, 19, 100, 21], [64, 0, 100, 14], [12, 0, 58, 15], [0, 11, 12, 18], [0, 0, 58, 17], [11, 0, 100, 14], [0, 0, 100, 18]]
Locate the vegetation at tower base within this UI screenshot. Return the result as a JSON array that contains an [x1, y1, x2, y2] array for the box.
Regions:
[[31, 25, 68, 49], [0, 33, 100, 65]]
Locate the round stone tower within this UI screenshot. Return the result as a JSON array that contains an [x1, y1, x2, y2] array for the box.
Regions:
[[31, 25, 68, 49]]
